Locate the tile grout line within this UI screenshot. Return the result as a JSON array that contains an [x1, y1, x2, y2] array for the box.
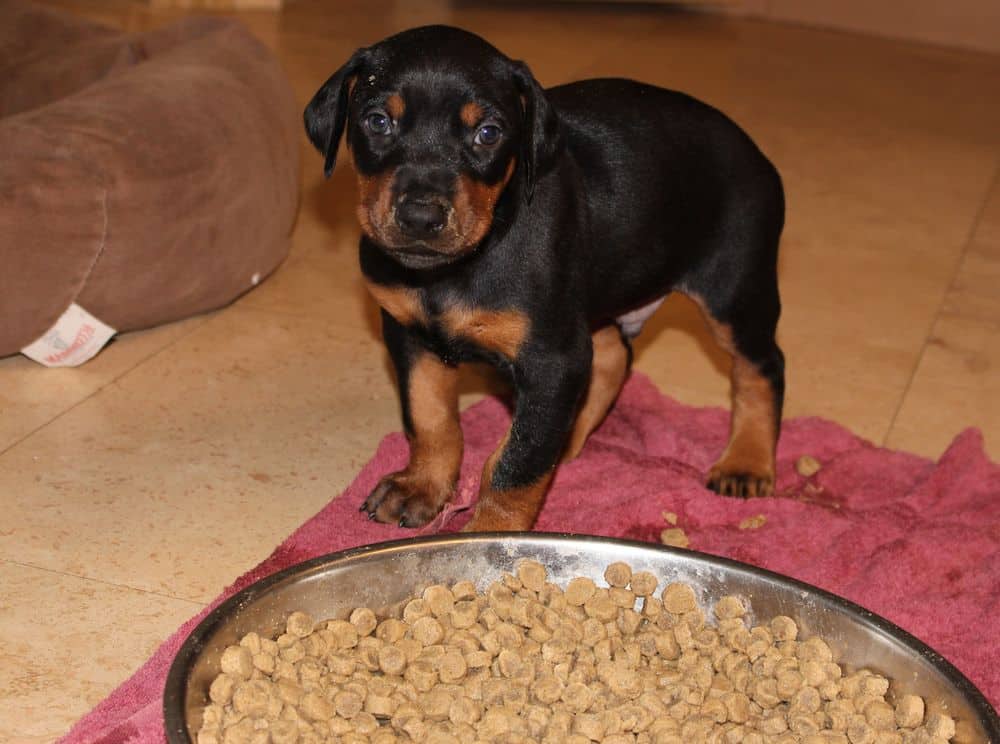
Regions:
[[0, 557, 205, 607], [0, 315, 214, 459], [0, 281, 382, 459], [882, 159, 1000, 448]]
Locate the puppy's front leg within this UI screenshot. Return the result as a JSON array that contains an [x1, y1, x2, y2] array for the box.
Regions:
[[463, 343, 592, 532], [362, 312, 462, 527]]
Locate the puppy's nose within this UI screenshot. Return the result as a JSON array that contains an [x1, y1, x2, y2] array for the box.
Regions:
[[396, 198, 447, 239]]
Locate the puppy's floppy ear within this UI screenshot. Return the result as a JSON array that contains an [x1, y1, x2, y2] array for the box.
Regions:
[[510, 61, 560, 203], [304, 47, 368, 178]]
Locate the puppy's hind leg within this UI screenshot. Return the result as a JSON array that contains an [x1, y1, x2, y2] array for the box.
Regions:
[[562, 325, 631, 462], [693, 290, 785, 498]]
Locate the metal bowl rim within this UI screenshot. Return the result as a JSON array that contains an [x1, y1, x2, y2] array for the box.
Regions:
[[163, 531, 999, 742]]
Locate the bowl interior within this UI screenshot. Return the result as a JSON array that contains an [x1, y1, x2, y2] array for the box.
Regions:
[[165, 533, 998, 743]]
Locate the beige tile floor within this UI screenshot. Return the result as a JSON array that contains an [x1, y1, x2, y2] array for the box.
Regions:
[[2, 1, 998, 739]]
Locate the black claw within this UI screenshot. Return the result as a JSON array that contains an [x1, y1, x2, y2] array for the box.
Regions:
[[368, 511, 377, 520], [398, 517, 407, 528]]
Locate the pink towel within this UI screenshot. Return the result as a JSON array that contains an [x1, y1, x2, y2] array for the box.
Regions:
[[61, 372, 999, 743]]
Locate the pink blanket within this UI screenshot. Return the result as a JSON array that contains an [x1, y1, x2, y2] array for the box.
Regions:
[[62, 372, 999, 743]]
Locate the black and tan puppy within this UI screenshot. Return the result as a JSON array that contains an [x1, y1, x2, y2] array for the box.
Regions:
[[304, 26, 785, 532]]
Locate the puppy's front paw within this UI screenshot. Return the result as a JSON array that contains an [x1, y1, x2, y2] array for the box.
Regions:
[[360, 472, 451, 528], [707, 466, 774, 499]]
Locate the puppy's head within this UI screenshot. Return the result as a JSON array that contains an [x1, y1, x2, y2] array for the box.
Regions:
[[304, 26, 560, 270]]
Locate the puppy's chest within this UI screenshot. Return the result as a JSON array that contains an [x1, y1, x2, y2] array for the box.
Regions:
[[365, 281, 530, 363]]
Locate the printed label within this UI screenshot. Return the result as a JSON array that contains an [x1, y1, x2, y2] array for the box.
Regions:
[[21, 303, 117, 368]]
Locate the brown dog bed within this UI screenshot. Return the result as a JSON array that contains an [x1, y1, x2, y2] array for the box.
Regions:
[[0, 1, 299, 363]]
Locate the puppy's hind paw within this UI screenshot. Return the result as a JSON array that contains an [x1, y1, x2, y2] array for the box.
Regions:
[[706, 467, 774, 499]]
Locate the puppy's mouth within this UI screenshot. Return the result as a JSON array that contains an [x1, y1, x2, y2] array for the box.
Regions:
[[388, 242, 468, 270]]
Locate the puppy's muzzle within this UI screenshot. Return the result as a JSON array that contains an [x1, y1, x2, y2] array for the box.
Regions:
[[395, 196, 449, 240]]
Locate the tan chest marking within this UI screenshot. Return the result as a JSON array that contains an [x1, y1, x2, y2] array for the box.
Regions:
[[365, 281, 424, 327], [440, 305, 529, 360]]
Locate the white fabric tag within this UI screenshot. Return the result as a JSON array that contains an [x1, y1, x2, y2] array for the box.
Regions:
[[21, 303, 117, 368]]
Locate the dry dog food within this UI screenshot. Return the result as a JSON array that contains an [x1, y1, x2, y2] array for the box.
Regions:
[[197, 560, 955, 744]]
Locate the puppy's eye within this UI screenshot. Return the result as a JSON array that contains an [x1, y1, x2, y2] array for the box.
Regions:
[[474, 124, 502, 147], [365, 111, 392, 135]]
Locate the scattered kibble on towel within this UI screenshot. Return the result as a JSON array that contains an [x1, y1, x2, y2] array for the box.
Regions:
[[197, 559, 954, 744], [659, 527, 690, 548], [796, 455, 822, 477], [739, 514, 768, 531]]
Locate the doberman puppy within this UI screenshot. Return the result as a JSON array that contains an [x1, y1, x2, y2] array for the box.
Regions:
[[305, 26, 785, 532]]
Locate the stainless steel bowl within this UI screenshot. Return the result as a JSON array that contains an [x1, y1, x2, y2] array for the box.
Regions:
[[165, 533, 998, 743]]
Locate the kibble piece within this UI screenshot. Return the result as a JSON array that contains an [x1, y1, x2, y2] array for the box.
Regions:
[[285, 611, 315, 639], [404, 659, 438, 692], [770, 616, 799, 642], [533, 675, 564, 705], [660, 528, 690, 548], [326, 619, 360, 649], [251, 651, 275, 675], [865, 700, 896, 731], [776, 669, 804, 699], [585, 592, 619, 622], [220, 646, 254, 680], [517, 559, 548, 592], [573, 712, 607, 740], [269, 720, 299, 744], [871, 735, 903, 744], [478, 708, 513, 739], [629, 572, 658, 597], [411, 615, 445, 646], [662, 583, 697, 614], [450, 600, 479, 630], [563, 681, 595, 713], [451, 580, 477, 600], [487, 583, 515, 620], [924, 713, 955, 740], [894, 695, 924, 728], [797, 637, 834, 663], [238, 632, 262, 656], [610, 586, 637, 609], [796, 455, 822, 477], [566, 577, 598, 606], [333, 689, 364, 719], [860, 675, 889, 698], [350, 607, 378, 637], [641, 597, 663, 623], [618, 609, 643, 636], [847, 714, 876, 744], [300, 690, 335, 722], [209, 674, 236, 705], [377, 643, 407, 676], [353, 711, 379, 735], [713, 596, 746, 621], [466, 649, 493, 669], [423, 585, 456, 618], [438, 649, 468, 683], [761, 712, 790, 735], [403, 598, 431, 624], [375, 618, 409, 643], [605, 562, 633, 588]]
